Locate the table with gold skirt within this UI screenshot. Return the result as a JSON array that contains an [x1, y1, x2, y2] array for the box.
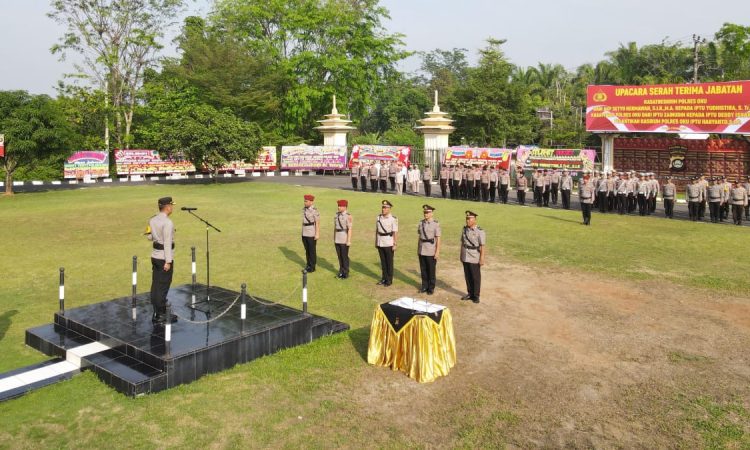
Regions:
[[367, 298, 456, 383]]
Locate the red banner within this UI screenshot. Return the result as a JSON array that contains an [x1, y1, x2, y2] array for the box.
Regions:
[[587, 81, 750, 134]]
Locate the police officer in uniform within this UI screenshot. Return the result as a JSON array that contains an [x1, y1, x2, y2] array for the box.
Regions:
[[417, 205, 441, 295], [707, 177, 723, 223], [730, 180, 748, 225], [359, 162, 369, 192], [369, 163, 379, 192], [460, 211, 485, 304], [375, 200, 398, 286], [302, 194, 320, 272], [379, 163, 389, 193], [662, 176, 676, 219], [350, 162, 359, 191], [579, 172, 595, 225], [499, 169, 510, 204], [422, 164, 433, 197], [334, 199, 353, 279], [480, 166, 490, 202], [516, 170, 528, 205], [489, 166, 498, 203], [147, 197, 177, 324], [686, 177, 702, 221], [560, 169, 572, 209], [439, 164, 449, 199]]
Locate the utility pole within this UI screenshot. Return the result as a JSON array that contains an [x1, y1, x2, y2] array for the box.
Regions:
[[692, 34, 706, 83]]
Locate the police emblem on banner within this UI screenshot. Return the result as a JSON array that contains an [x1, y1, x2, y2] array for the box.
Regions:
[[669, 146, 686, 171]]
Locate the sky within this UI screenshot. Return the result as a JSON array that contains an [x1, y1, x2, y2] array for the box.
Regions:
[[2, 0, 749, 96]]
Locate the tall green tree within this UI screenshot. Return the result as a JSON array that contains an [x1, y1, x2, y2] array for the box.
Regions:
[[211, 0, 408, 140], [49, 0, 185, 154], [449, 39, 537, 147], [0, 91, 77, 195], [715, 23, 750, 80]]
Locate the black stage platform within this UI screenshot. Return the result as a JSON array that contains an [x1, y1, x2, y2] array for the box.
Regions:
[[25, 284, 349, 396]]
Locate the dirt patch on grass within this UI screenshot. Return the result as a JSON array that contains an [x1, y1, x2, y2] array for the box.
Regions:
[[354, 257, 750, 448]]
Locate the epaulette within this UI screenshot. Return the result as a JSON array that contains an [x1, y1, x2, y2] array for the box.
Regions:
[[477, 226, 483, 230]]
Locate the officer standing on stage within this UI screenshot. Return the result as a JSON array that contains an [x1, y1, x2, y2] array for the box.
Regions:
[[422, 164, 433, 197], [375, 200, 398, 286], [460, 211, 485, 304], [350, 162, 359, 191], [147, 197, 177, 324], [579, 172, 595, 225], [334, 199, 353, 279], [662, 176, 676, 219], [560, 169, 572, 209], [439, 164, 449, 199], [302, 194, 320, 272], [730, 180, 748, 225], [417, 205, 441, 295]]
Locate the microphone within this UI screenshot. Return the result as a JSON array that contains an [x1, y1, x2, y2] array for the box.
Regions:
[[181, 207, 198, 211]]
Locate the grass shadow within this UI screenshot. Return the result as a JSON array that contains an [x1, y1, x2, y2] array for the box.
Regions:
[[535, 214, 580, 224], [349, 260, 382, 282], [315, 256, 337, 274], [407, 269, 466, 297], [278, 246, 306, 269], [0, 310, 18, 341], [394, 268, 419, 288], [347, 326, 370, 362]]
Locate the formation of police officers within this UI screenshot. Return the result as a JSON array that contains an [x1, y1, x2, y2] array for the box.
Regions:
[[302, 194, 486, 303], [354, 161, 750, 226]]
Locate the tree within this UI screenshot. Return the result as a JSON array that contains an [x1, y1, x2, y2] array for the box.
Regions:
[[715, 23, 750, 80], [450, 39, 538, 147], [49, 0, 185, 156], [0, 91, 77, 195], [143, 103, 264, 178], [211, 0, 408, 140]]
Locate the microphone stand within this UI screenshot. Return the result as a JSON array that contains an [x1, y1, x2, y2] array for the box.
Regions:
[[185, 209, 223, 310]]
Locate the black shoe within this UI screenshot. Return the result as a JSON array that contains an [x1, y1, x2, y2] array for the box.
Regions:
[[427, 290, 434, 295], [461, 294, 472, 300], [472, 297, 480, 304], [418, 288, 428, 293], [376, 280, 385, 285], [383, 282, 392, 287], [152, 313, 178, 324]]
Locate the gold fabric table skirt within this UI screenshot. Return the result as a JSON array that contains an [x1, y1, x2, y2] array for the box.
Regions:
[[367, 303, 456, 383]]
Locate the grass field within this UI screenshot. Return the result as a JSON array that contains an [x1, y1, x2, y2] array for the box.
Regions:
[[0, 181, 749, 448]]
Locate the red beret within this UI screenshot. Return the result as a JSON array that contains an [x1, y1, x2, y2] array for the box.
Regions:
[[304, 194, 315, 201], [337, 199, 348, 207]]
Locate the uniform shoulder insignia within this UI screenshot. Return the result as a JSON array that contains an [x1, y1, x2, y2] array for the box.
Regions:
[[392, 215, 398, 219], [434, 219, 439, 223], [477, 226, 483, 230]]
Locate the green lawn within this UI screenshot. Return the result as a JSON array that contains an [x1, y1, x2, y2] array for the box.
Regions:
[[0, 181, 748, 448]]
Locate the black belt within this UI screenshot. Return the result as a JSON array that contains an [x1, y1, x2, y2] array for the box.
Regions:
[[335, 228, 347, 232], [303, 222, 315, 226], [463, 245, 479, 250], [420, 239, 435, 243], [378, 232, 393, 236], [153, 242, 175, 250]]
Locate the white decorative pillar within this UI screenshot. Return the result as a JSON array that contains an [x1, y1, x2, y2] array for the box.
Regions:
[[600, 134, 615, 171], [415, 91, 456, 162], [315, 95, 356, 147]]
